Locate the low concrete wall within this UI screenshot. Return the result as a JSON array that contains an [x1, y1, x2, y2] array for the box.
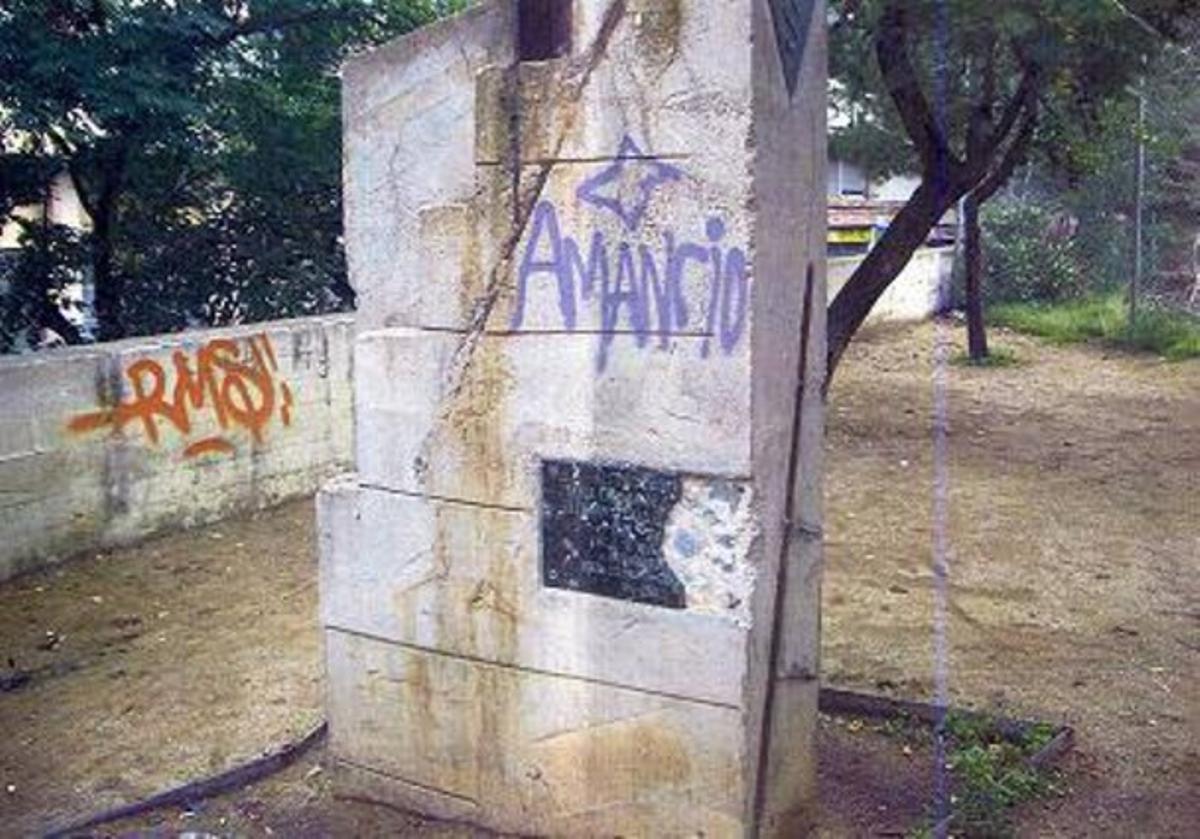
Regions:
[[828, 246, 954, 323], [0, 315, 354, 582]]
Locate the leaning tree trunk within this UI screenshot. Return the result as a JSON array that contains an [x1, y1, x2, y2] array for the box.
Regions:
[[827, 181, 958, 380], [825, 0, 1041, 390], [963, 192, 988, 361]]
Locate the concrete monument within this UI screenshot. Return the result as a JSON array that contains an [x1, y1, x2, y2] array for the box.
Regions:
[[320, 0, 827, 834]]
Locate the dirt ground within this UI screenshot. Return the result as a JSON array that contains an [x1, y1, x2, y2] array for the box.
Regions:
[[0, 502, 324, 838], [823, 320, 1199, 836], [83, 715, 936, 838], [1, 319, 1197, 836], [0, 500, 935, 838]]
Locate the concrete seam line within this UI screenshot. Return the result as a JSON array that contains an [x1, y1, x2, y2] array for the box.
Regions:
[[43, 722, 329, 838]]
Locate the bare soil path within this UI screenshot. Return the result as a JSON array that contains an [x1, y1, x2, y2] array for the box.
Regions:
[[824, 320, 1200, 836], [1, 319, 1196, 836]]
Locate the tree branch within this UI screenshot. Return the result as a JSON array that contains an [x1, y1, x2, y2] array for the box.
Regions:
[[980, 49, 1039, 164], [876, 0, 955, 178], [975, 103, 1038, 204], [827, 181, 954, 382], [966, 34, 998, 164]]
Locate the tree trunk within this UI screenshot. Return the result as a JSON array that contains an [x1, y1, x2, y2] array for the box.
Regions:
[[827, 181, 958, 381], [825, 0, 1040, 390], [964, 192, 988, 361], [90, 173, 124, 342]]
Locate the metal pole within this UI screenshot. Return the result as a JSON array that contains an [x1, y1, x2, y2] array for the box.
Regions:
[[1132, 78, 1146, 323]]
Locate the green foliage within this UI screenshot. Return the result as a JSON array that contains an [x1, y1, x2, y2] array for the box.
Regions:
[[904, 712, 1060, 838], [1125, 306, 1200, 358], [828, 0, 1179, 182], [1039, 23, 1199, 296], [876, 712, 930, 745], [0, 0, 442, 348], [1019, 721, 1059, 754], [980, 201, 1088, 304], [0, 153, 60, 218], [824, 0, 1196, 378], [943, 712, 1058, 837], [992, 295, 1126, 342], [992, 294, 1200, 359]]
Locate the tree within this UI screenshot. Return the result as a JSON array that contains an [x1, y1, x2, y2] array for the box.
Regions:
[[0, 0, 440, 349], [827, 0, 1193, 380]]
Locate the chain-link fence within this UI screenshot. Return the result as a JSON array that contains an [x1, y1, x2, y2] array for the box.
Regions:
[[1072, 73, 1199, 318], [977, 35, 1199, 321], [1137, 95, 1200, 318]]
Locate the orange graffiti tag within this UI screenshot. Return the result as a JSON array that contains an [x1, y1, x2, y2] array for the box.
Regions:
[[68, 333, 295, 459]]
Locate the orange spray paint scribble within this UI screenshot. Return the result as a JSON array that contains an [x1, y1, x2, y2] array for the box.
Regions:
[[68, 333, 295, 459], [182, 438, 239, 459]]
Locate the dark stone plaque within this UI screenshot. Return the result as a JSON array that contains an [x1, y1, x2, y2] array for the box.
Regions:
[[768, 0, 816, 96], [541, 460, 686, 609]]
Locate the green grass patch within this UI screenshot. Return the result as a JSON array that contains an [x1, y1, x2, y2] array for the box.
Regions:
[[990, 294, 1200, 360], [909, 712, 1062, 839], [951, 346, 1022, 368]]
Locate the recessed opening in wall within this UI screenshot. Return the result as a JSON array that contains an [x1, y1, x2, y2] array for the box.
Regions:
[[518, 0, 572, 61]]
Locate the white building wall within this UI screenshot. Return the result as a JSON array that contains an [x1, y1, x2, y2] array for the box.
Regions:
[[828, 246, 954, 322]]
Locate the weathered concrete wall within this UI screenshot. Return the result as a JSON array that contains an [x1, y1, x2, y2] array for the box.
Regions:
[[749, 0, 828, 832], [0, 314, 354, 582], [325, 0, 826, 836], [828, 245, 954, 323]]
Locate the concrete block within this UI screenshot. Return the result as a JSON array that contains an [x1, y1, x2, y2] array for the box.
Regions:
[[479, 0, 755, 169], [756, 677, 820, 836], [328, 0, 827, 832], [325, 628, 748, 837], [349, 0, 756, 336], [354, 328, 751, 508], [319, 482, 752, 707], [493, 159, 755, 341], [344, 2, 515, 333]]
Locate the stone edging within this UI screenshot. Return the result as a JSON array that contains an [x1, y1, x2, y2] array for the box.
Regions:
[[43, 722, 329, 838]]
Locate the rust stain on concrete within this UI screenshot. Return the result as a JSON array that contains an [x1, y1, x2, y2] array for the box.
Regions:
[[529, 717, 693, 815]]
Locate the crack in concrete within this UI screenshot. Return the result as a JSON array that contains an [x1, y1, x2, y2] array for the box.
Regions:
[[439, 0, 629, 407]]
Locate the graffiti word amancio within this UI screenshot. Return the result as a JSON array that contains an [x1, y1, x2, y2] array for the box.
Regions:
[[68, 334, 294, 459], [511, 136, 750, 371]]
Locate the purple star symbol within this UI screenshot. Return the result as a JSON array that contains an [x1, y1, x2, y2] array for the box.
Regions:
[[576, 136, 683, 232]]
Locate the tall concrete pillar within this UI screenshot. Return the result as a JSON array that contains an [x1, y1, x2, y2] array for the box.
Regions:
[[321, 1, 826, 835]]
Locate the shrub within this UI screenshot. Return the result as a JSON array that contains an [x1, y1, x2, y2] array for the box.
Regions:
[[981, 201, 1089, 304]]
